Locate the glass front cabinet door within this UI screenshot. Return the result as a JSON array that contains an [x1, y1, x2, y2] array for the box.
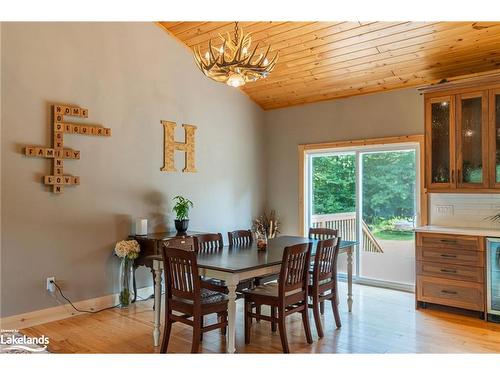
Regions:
[[490, 89, 500, 189], [456, 91, 489, 189], [426, 96, 455, 189]]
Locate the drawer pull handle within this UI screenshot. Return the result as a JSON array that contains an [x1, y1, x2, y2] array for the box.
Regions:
[[439, 239, 457, 244], [440, 268, 457, 274], [440, 254, 457, 258], [441, 290, 458, 295]]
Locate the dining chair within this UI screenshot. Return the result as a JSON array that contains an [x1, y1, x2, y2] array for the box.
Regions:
[[308, 227, 338, 240], [160, 246, 228, 353], [243, 242, 313, 353], [193, 233, 224, 253], [227, 229, 253, 246], [309, 237, 342, 338], [193, 232, 252, 297], [308, 227, 339, 314]]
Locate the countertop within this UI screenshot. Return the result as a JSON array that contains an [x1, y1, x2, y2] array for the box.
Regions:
[[415, 225, 500, 238]]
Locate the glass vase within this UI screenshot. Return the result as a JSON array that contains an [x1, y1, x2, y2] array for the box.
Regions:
[[119, 257, 135, 307], [256, 232, 268, 251]]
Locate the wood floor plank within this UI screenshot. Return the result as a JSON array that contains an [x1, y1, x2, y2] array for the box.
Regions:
[[21, 283, 500, 354]]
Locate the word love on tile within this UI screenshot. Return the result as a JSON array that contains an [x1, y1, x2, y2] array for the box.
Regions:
[[24, 104, 111, 194]]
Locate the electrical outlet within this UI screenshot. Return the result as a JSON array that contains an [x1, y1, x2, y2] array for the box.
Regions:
[[46, 277, 55, 293], [435, 205, 454, 216]]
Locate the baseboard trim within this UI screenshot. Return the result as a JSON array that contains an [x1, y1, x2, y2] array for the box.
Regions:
[[0, 286, 154, 330]]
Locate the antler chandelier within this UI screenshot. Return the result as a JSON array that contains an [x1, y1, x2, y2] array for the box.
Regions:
[[193, 22, 279, 88]]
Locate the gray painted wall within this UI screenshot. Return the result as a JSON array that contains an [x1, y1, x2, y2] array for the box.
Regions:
[[0, 23, 266, 317], [264, 89, 424, 235]]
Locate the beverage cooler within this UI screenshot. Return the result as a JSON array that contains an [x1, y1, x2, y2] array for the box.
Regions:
[[487, 238, 500, 322]]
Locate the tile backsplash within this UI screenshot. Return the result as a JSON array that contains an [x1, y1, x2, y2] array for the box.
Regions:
[[429, 193, 500, 228]]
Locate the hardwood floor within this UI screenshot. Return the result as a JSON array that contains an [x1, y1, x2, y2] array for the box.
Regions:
[[22, 283, 500, 353]]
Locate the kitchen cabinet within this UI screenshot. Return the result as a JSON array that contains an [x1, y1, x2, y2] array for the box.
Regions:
[[424, 78, 500, 192]]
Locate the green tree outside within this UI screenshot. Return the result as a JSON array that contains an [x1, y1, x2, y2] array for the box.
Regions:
[[312, 151, 415, 238]]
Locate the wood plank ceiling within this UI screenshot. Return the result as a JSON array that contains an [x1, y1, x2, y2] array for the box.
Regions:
[[158, 22, 500, 110]]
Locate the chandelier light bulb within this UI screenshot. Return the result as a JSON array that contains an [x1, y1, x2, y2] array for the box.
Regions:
[[227, 73, 245, 87]]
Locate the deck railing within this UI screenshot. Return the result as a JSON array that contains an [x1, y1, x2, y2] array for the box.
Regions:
[[311, 212, 383, 253]]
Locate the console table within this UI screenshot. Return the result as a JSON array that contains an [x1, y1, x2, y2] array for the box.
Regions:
[[131, 231, 201, 302]]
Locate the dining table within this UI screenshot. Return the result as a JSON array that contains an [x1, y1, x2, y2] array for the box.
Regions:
[[148, 235, 357, 353]]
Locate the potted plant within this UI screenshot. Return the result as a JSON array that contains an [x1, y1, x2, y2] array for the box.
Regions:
[[172, 195, 194, 234]]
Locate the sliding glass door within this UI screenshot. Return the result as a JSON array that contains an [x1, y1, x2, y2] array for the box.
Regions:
[[359, 150, 416, 286], [310, 152, 356, 275], [306, 143, 419, 290]]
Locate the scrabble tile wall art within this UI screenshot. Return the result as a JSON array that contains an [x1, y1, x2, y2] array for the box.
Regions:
[[24, 104, 111, 194]]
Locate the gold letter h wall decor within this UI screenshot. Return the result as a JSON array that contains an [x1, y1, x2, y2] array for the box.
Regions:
[[160, 121, 197, 172]]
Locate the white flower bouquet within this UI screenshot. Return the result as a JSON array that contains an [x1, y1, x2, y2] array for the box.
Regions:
[[114, 240, 141, 260]]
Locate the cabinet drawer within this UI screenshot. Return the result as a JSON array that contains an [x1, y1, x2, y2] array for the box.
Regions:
[[417, 276, 484, 311], [416, 232, 483, 251], [416, 261, 484, 283], [416, 246, 484, 267], [163, 237, 194, 251]]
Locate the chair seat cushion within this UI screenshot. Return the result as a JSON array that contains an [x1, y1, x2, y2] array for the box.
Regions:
[[244, 284, 301, 297], [202, 277, 253, 293], [202, 277, 226, 286], [173, 288, 228, 305]]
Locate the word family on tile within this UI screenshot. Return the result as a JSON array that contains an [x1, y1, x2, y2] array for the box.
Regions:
[[24, 104, 111, 194]]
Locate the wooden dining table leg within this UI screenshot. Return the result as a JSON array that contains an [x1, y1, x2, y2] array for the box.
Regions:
[[225, 282, 238, 354], [152, 259, 163, 347]]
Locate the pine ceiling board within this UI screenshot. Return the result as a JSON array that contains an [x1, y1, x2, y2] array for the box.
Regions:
[[244, 37, 500, 95], [181, 22, 285, 47], [165, 22, 208, 35], [178, 22, 261, 44], [257, 58, 500, 103], [184, 22, 314, 48], [158, 21, 500, 109]]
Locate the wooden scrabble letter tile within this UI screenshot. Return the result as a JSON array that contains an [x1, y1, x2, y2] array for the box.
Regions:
[[64, 107, 71, 115], [55, 114, 64, 123], [44, 176, 55, 185], [25, 147, 35, 156], [72, 176, 80, 185], [46, 148, 54, 158], [55, 159, 63, 168], [72, 107, 81, 116], [54, 122, 64, 132], [54, 105, 63, 114], [53, 185, 62, 194], [81, 109, 88, 118]]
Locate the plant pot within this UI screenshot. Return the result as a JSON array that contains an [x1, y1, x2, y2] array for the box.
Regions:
[[175, 219, 189, 234]]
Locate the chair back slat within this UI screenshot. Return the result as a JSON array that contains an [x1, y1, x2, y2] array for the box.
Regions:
[[228, 229, 253, 246], [279, 243, 312, 297], [193, 233, 224, 253], [162, 246, 201, 301], [308, 227, 338, 240], [312, 237, 340, 284]]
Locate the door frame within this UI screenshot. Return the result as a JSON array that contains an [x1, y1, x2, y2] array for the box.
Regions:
[[300, 135, 425, 290], [298, 135, 427, 238]]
